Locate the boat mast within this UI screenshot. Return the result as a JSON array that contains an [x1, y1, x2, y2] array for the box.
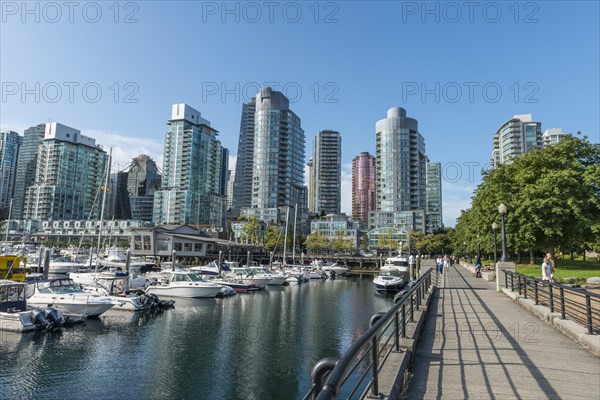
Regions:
[[95, 147, 112, 274], [292, 204, 297, 265], [283, 207, 290, 266]]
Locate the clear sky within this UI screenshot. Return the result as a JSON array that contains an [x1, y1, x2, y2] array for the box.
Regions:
[[1, 1, 598, 226]]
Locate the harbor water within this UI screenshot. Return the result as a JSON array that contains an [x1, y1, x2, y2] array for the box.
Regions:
[[0, 275, 393, 400]]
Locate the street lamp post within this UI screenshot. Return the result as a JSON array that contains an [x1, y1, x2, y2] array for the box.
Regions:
[[498, 203, 509, 262], [492, 222, 498, 266]]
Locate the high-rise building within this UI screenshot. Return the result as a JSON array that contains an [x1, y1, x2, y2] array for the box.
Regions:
[[113, 154, 161, 221], [153, 103, 227, 228], [226, 171, 234, 211], [0, 130, 22, 216], [492, 114, 542, 167], [12, 123, 45, 220], [542, 128, 568, 147], [23, 123, 108, 221], [231, 98, 256, 216], [240, 88, 308, 229], [307, 158, 314, 212], [351, 152, 375, 224], [309, 130, 341, 215], [369, 107, 427, 232], [425, 161, 442, 232]]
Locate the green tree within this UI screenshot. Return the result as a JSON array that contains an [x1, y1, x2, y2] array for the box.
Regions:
[[241, 216, 260, 245], [360, 232, 370, 253], [305, 231, 329, 254]]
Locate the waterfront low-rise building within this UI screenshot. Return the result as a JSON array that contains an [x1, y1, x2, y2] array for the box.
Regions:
[[310, 213, 362, 253]]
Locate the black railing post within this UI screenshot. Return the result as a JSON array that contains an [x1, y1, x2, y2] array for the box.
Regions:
[[410, 293, 414, 322], [549, 285, 554, 313], [401, 303, 406, 338], [394, 310, 400, 352], [524, 277, 528, 299], [534, 281, 539, 305], [369, 313, 384, 398], [560, 287, 566, 319], [505, 270, 508, 290], [518, 275, 522, 295], [510, 272, 513, 292], [586, 295, 593, 335], [416, 287, 420, 310]]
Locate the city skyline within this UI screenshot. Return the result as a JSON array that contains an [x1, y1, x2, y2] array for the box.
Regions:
[[2, 2, 598, 226]]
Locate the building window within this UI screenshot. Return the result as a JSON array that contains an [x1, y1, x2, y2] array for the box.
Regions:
[[174, 243, 182, 252]]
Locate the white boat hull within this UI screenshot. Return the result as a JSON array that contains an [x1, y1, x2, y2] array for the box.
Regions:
[[27, 295, 114, 317], [145, 284, 222, 298]]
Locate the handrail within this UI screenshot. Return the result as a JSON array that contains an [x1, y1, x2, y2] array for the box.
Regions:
[[304, 268, 435, 400], [504, 270, 600, 334]]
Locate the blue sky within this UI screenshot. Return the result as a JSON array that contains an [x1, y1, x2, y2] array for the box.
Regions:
[[1, 1, 599, 226]]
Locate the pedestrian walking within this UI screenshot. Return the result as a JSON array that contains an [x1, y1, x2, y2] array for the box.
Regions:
[[542, 254, 555, 282]]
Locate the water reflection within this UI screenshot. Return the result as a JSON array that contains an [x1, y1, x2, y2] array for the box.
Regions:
[[0, 276, 392, 399]]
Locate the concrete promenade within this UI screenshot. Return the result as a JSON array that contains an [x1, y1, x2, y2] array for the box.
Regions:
[[406, 264, 600, 399]]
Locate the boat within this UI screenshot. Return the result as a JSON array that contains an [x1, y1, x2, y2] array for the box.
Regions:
[[48, 256, 86, 274], [82, 274, 171, 311], [373, 271, 405, 294], [144, 271, 223, 298], [314, 261, 351, 276], [211, 277, 262, 293], [26, 278, 116, 319], [246, 266, 287, 286], [380, 255, 410, 282], [190, 261, 220, 276], [0, 280, 65, 332], [70, 266, 146, 291]]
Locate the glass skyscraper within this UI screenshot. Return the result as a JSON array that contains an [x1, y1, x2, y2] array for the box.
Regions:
[[309, 130, 341, 215], [0, 130, 22, 216], [241, 88, 307, 228], [492, 114, 542, 167], [12, 123, 45, 220], [231, 98, 256, 216], [153, 103, 227, 228], [23, 123, 108, 221], [425, 161, 442, 232], [352, 152, 375, 224], [369, 107, 427, 232]]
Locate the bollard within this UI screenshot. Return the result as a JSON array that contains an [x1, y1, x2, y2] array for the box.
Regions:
[[309, 357, 338, 400]]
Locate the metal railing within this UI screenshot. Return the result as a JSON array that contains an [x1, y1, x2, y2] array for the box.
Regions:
[[303, 268, 435, 400], [504, 270, 600, 334]]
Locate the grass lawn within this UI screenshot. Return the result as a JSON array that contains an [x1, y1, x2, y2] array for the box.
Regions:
[[476, 257, 600, 280]]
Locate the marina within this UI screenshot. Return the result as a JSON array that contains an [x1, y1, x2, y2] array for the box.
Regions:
[[0, 274, 393, 399]]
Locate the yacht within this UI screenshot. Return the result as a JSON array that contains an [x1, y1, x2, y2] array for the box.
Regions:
[[190, 261, 220, 276], [144, 271, 223, 298], [373, 271, 405, 294], [313, 261, 351, 276], [380, 255, 410, 282], [224, 266, 272, 288], [82, 274, 170, 311], [48, 256, 86, 274], [26, 278, 116, 319], [246, 266, 287, 286], [0, 280, 65, 332]]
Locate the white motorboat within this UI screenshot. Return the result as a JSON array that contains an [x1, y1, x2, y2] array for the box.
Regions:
[[373, 272, 405, 294], [26, 278, 116, 318], [380, 255, 410, 282], [223, 264, 271, 288], [48, 256, 87, 274], [70, 266, 146, 291], [314, 261, 351, 276], [190, 261, 220, 276], [82, 275, 168, 311], [0, 280, 65, 332], [246, 267, 287, 286], [145, 271, 223, 298]]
